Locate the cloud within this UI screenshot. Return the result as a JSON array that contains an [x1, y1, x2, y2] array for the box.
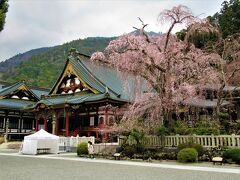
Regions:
[[0, 0, 222, 62]]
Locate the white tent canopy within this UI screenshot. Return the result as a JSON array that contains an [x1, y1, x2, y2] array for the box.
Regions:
[[24, 129, 59, 140], [22, 129, 59, 155]]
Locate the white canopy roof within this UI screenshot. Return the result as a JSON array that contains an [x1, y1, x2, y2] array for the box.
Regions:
[[24, 129, 59, 140]]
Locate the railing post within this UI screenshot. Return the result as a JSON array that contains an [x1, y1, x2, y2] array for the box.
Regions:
[[118, 136, 120, 145], [236, 135, 240, 147], [176, 134, 180, 146], [232, 134, 236, 147], [76, 134, 79, 145], [192, 134, 196, 143], [70, 136, 73, 147], [211, 134, 215, 147]]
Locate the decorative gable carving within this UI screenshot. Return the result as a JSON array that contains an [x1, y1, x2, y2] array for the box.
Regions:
[[8, 85, 37, 101], [51, 63, 98, 95], [56, 73, 90, 95]]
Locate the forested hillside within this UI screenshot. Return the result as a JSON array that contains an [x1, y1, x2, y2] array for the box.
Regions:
[[0, 47, 51, 72], [0, 37, 114, 88]]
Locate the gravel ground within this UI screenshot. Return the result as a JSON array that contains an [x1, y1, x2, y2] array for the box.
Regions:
[[0, 153, 240, 180]]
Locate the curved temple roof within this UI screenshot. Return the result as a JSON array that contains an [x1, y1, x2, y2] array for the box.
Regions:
[[42, 49, 143, 108], [0, 81, 47, 110]]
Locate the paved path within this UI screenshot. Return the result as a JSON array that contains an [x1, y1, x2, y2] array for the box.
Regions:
[[0, 152, 240, 180]]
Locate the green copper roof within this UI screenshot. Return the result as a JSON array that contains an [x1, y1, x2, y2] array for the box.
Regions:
[[49, 51, 120, 97], [0, 81, 41, 101], [0, 82, 24, 96], [0, 99, 35, 110], [68, 93, 127, 104], [0, 81, 10, 89], [81, 59, 146, 100], [49, 50, 146, 101], [30, 88, 49, 99], [70, 56, 119, 96], [32, 91, 128, 109]]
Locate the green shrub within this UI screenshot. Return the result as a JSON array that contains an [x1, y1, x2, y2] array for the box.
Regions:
[[193, 120, 220, 135], [174, 121, 192, 135], [135, 144, 145, 154], [218, 112, 229, 120], [123, 145, 136, 158], [77, 142, 88, 156], [221, 120, 240, 135], [177, 148, 198, 163], [178, 142, 204, 156], [223, 148, 240, 164], [192, 127, 220, 135], [130, 128, 145, 145], [157, 126, 170, 136], [142, 150, 156, 160], [173, 120, 220, 135]]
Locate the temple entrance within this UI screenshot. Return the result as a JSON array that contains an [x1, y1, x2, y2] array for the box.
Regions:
[[47, 118, 52, 133], [58, 116, 65, 136], [38, 118, 44, 130]]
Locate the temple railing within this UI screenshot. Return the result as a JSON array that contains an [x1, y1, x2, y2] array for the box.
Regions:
[[58, 136, 119, 153], [0, 128, 32, 134], [119, 134, 240, 148], [59, 136, 95, 152]]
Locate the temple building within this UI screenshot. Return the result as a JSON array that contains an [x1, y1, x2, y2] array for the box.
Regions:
[[0, 81, 48, 139], [0, 49, 240, 141], [0, 50, 135, 141], [176, 85, 240, 126], [30, 50, 131, 141]]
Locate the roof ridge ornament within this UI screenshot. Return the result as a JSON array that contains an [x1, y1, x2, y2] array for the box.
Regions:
[[68, 48, 77, 57], [105, 86, 109, 97]]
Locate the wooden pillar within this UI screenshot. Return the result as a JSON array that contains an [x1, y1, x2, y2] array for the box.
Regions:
[[19, 113, 22, 133], [21, 120, 23, 132], [104, 107, 108, 126], [96, 131, 99, 139], [55, 111, 59, 135], [4, 115, 9, 143], [96, 106, 99, 126], [104, 133, 108, 140], [75, 110, 78, 130], [44, 117, 47, 131], [65, 111, 69, 136], [52, 111, 57, 135], [32, 120, 35, 130], [52, 120, 56, 135], [18, 118, 21, 133], [3, 117, 5, 129], [35, 118, 39, 131]]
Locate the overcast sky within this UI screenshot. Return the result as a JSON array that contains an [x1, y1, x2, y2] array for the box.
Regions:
[[0, 0, 223, 62]]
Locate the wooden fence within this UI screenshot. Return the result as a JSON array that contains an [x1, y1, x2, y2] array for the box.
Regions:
[[119, 134, 240, 148]]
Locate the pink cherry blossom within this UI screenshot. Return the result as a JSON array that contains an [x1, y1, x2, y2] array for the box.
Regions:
[[90, 5, 228, 133]]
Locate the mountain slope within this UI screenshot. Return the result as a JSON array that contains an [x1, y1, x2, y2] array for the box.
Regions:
[[1, 37, 114, 88], [0, 47, 51, 72]]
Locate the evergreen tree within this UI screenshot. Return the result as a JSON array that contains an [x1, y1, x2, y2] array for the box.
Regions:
[[214, 0, 240, 38], [0, 0, 8, 32]]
